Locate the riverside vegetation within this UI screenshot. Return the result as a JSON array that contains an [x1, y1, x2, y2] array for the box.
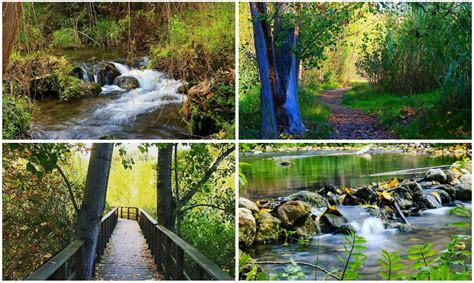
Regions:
[[239, 2, 471, 139], [2, 2, 235, 139], [239, 146, 472, 280]]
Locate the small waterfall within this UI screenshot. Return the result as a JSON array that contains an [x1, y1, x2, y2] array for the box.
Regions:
[[74, 59, 186, 125], [351, 217, 386, 236]]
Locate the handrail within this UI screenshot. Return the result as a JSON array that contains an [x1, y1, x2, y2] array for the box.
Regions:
[[138, 208, 233, 280], [25, 207, 119, 280]]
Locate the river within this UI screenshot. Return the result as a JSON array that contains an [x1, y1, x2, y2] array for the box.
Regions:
[[31, 49, 188, 139], [240, 150, 471, 280]]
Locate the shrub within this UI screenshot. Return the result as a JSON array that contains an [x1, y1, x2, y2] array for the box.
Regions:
[[51, 28, 81, 49]]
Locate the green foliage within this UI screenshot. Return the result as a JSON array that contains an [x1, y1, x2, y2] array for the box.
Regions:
[[356, 3, 471, 103], [2, 144, 83, 280], [378, 250, 405, 280], [239, 252, 268, 280], [337, 232, 367, 280], [51, 28, 82, 49], [2, 95, 33, 139], [272, 262, 306, 280], [343, 82, 471, 139]]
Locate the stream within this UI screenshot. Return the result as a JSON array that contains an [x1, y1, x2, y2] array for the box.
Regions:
[[31, 49, 188, 139], [240, 150, 471, 280]]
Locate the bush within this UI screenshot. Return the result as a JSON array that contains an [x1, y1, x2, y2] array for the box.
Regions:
[[2, 95, 33, 139], [51, 28, 81, 49]]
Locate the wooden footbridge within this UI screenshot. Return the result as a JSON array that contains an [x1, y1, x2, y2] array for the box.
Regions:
[[25, 207, 233, 280]]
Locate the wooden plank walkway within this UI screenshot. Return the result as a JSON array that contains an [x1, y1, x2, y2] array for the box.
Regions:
[[94, 219, 162, 280]]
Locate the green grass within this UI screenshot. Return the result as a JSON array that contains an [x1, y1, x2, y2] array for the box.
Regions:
[[342, 82, 471, 139]]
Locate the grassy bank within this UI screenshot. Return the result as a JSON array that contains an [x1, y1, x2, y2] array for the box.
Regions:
[[342, 82, 471, 139]]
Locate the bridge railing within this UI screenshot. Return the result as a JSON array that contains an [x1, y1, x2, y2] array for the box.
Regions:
[[25, 207, 119, 280], [137, 208, 233, 280], [117, 206, 139, 220]]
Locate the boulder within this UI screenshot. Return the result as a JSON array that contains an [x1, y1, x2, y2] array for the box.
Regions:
[[276, 200, 311, 228], [401, 181, 423, 197], [419, 192, 442, 209], [239, 197, 259, 214], [255, 212, 281, 243], [353, 187, 377, 204], [431, 185, 456, 200], [454, 173, 472, 201], [445, 169, 462, 184], [396, 198, 413, 210], [287, 191, 328, 208], [319, 212, 348, 233], [114, 76, 139, 89], [426, 169, 447, 183], [97, 63, 121, 86], [424, 189, 452, 204], [293, 216, 320, 239], [239, 208, 256, 248]]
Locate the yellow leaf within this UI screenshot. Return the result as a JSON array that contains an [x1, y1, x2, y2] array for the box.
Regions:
[[344, 188, 351, 194], [336, 188, 342, 194], [260, 208, 272, 213], [338, 194, 346, 204], [382, 191, 393, 201], [388, 178, 399, 188]]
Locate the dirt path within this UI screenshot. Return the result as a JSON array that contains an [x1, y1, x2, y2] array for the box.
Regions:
[[321, 88, 396, 139], [94, 219, 162, 280]]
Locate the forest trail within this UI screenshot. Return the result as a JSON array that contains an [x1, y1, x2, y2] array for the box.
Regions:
[[321, 88, 396, 139], [94, 219, 162, 280]]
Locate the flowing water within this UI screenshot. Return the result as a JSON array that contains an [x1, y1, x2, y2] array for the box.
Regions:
[[31, 49, 188, 139], [241, 151, 471, 279]]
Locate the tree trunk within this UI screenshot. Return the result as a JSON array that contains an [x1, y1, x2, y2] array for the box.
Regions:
[[273, 3, 306, 135], [157, 144, 175, 230], [250, 2, 278, 139], [2, 3, 22, 73], [77, 143, 114, 280]]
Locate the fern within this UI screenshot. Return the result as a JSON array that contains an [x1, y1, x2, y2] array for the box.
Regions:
[[378, 250, 405, 280]]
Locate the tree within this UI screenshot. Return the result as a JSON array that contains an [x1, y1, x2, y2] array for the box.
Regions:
[[249, 2, 361, 137], [77, 143, 114, 280], [157, 144, 175, 230], [2, 2, 22, 72]]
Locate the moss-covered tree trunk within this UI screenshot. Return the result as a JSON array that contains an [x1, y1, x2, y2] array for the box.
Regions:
[[77, 143, 114, 280], [2, 3, 22, 73]]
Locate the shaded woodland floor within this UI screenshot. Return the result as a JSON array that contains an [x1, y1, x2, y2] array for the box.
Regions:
[[94, 219, 162, 280], [321, 88, 397, 139]]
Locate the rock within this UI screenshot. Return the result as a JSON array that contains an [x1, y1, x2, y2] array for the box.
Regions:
[[454, 173, 472, 201], [454, 183, 472, 201], [294, 216, 319, 239], [319, 212, 347, 233], [277, 161, 293, 167], [177, 83, 189, 94], [287, 191, 328, 208], [396, 198, 413, 210], [426, 169, 447, 183], [239, 208, 256, 248], [239, 250, 263, 279], [388, 222, 413, 233], [255, 212, 281, 243], [339, 223, 357, 234], [445, 169, 462, 184], [239, 198, 259, 214], [424, 189, 452, 204], [97, 63, 121, 86], [419, 192, 442, 209], [72, 66, 85, 80], [353, 187, 377, 204], [114, 76, 139, 89], [276, 200, 311, 228], [431, 185, 456, 200]]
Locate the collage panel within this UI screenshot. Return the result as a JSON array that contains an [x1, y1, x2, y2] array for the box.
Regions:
[[239, 2, 471, 139], [239, 143, 472, 280], [2, 2, 235, 140], [2, 142, 235, 280]]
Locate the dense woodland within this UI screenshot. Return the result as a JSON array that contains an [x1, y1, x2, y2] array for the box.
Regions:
[[239, 2, 471, 139], [2, 2, 235, 139], [2, 143, 235, 280]]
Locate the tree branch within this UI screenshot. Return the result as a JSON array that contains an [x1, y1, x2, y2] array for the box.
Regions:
[[179, 145, 235, 205], [56, 164, 80, 215], [255, 260, 341, 280]]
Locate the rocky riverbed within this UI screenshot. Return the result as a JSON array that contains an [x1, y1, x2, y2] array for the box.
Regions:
[[239, 164, 472, 278]]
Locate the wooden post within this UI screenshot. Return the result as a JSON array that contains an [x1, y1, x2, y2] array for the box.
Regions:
[[155, 226, 161, 268], [127, 207, 130, 220], [76, 244, 84, 280], [52, 262, 67, 279], [135, 208, 138, 221], [176, 247, 184, 280], [164, 236, 172, 279], [194, 264, 205, 280]]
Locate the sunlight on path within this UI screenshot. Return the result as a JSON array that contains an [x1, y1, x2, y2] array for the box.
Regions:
[[95, 219, 162, 280], [321, 88, 397, 139]]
